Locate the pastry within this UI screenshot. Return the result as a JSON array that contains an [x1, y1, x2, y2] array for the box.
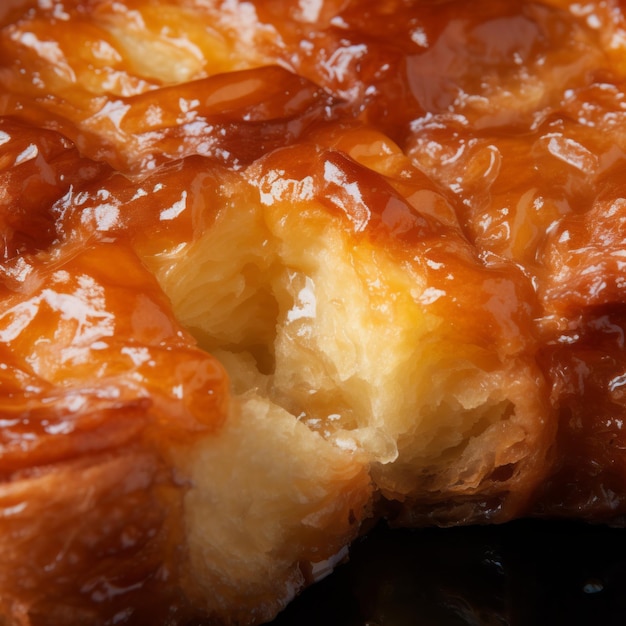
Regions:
[[2, 1, 626, 624]]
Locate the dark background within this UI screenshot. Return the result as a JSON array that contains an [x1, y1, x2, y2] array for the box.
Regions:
[[267, 520, 626, 626]]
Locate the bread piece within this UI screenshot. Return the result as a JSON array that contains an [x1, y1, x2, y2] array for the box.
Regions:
[[4, 0, 626, 624], [0, 119, 371, 625], [145, 124, 551, 526]]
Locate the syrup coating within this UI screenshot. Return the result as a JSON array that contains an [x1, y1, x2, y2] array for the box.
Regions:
[[2, 0, 626, 624]]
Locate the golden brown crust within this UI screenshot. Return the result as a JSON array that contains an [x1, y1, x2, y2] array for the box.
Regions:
[[4, 0, 626, 624]]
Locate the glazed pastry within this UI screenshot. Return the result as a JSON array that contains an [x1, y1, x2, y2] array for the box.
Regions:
[[2, 1, 626, 624]]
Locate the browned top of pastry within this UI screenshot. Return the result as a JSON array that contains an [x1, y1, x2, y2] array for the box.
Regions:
[[3, 1, 626, 624]]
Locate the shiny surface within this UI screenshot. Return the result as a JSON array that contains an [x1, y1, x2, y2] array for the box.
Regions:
[[0, 112, 230, 623], [3, 0, 626, 624]]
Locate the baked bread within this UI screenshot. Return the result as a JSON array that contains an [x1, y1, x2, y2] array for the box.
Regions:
[[1, 0, 626, 624]]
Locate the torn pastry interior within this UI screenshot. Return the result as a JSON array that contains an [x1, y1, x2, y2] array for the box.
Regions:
[[2, 0, 626, 624]]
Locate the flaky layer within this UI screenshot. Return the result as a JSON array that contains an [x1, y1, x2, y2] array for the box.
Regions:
[[4, 1, 626, 625]]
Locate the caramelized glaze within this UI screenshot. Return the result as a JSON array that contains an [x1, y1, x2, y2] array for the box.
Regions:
[[3, 0, 626, 624]]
